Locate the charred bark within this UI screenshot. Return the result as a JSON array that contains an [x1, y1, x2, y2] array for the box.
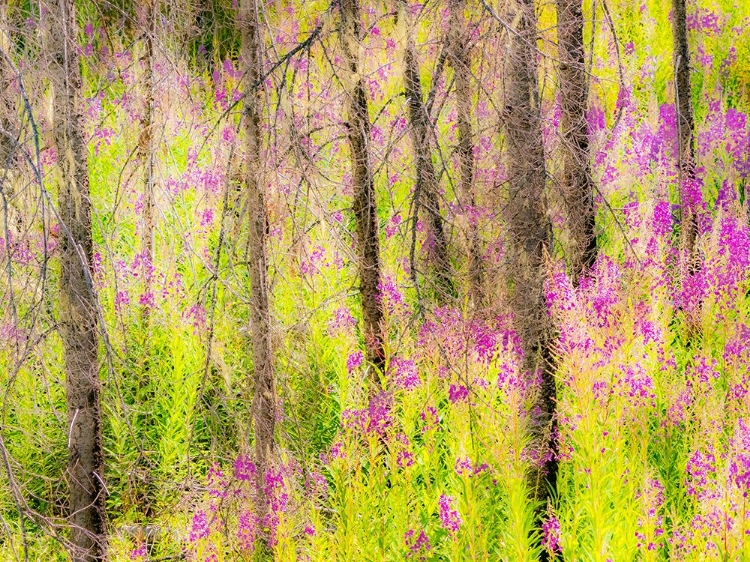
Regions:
[[0, 0, 15, 170], [672, 0, 698, 259], [139, 0, 156, 321], [400, 0, 454, 302], [134, 2, 158, 518], [340, 0, 385, 371], [503, 0, 558, 522], [0, 0, 19, 237], [447, 0, 484, 309], [557, 0, 597, 284], [239, 0, 276, 527], [48, 0, 106, 559]]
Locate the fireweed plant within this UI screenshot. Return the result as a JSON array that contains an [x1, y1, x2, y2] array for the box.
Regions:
[[0, 0, 748, 561], [181, 5, 750, 559]]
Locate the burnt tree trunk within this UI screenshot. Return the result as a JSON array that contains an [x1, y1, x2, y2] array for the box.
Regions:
[[341, 0, 384, 371], [49, 0, 107, 559], [447, 0, 483, 309], [0, 0, 18, 236], [557, 0, 597, 284], [672, 0, 697, 259], [0, 0, 16, 170], [239, 0, 276, 527], [503, 0, 558, 518], [139, 0, 156, 320], [400, 0, 454, 302], [134, 2, 158, 518]]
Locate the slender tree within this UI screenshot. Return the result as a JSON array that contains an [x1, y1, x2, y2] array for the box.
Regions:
[[139, 0, 157, 319], [134, 3, 158, 519], [400, 0, 454, 302], [239, 0, 276, 525], [503, 0, 558, 519], [557, 0, 597, 284], [340, 0, 384, 371], [672, 0, 697, 258], [0, 0, 16, 170], [447, 0, 483, 308], [48, 0, 106, 559]]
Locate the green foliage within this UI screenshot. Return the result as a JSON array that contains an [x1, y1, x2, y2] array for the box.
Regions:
[[0, 0, 749, 560]]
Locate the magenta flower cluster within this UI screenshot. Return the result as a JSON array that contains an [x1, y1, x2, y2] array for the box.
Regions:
[[438, 494, 461, 534]]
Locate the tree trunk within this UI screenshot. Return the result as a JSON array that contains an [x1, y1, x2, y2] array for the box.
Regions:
[[340, 0, 384, 371], [0, 0, 16, 170], [503, 0, 558, 518], [400, 0, 454, 303], [139, 0, 156, 320], [0, 0, 18, 237], [48, 0, 107, 559], [557, 0, 597, 284], [447, 0, 484, 309], [239, 0, 276, 528], [672, 0, 697, 258]]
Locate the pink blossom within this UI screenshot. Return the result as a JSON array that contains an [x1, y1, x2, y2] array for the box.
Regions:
[[542, 514, 561, 553], [189, 510, 210, 542], [234, 455, 256, 482], [438, 495, 461, 534], [347, 351, 363, 373], [448, 384, 468, 403]]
